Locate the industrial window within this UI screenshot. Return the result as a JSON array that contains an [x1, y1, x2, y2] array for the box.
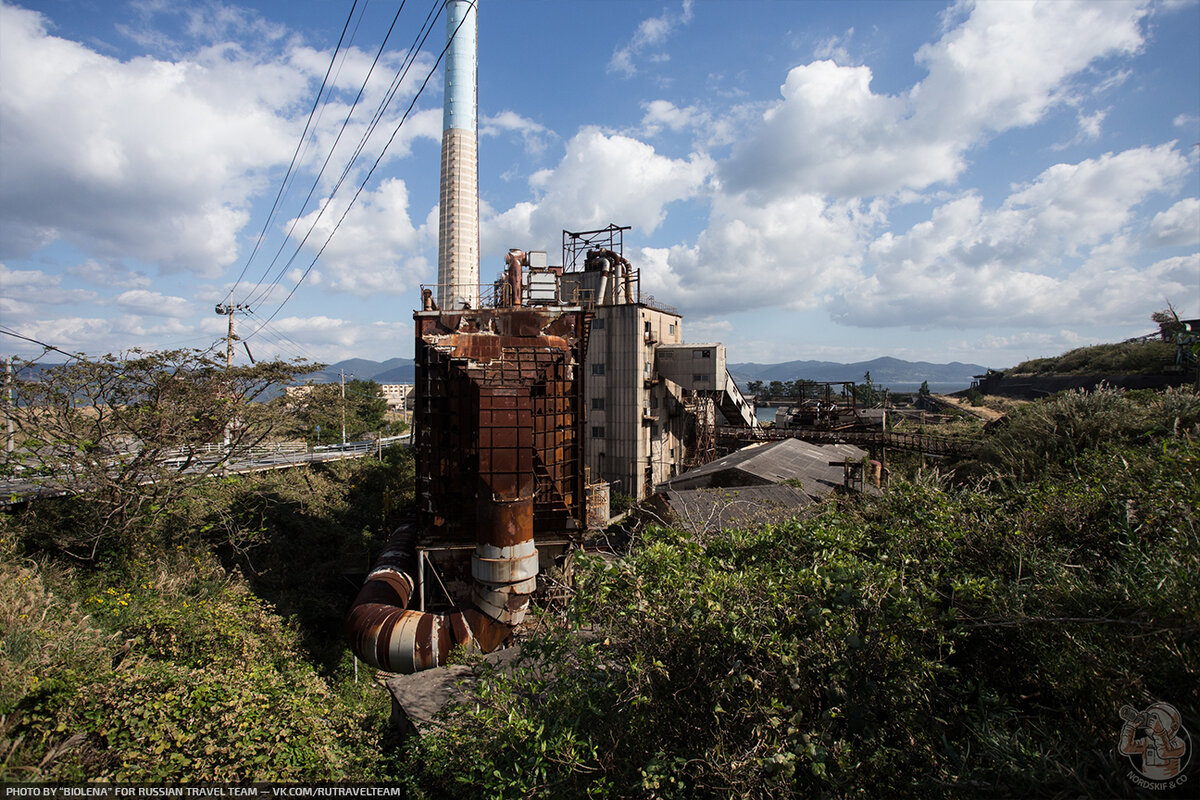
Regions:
[[591, 426, 605, 438], [693, 349, 711, 359], [594, 318, 605, 330], [651, 423, 659, 439], [668, 323, 676, 335], [644, 363, 651, 375], [592, 363, 605, 376], [592, 397, 605, 410], [694, 374, 711, 383]]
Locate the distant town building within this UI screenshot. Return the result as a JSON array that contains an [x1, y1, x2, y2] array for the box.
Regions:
[[283, 384, 314, 401], [380, 384, 414, 411]]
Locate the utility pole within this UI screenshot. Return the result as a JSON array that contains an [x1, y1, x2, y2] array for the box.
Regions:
[[4, 356, 13, 455], [214, 303, 250, 368], [341, 369, 347, 445]]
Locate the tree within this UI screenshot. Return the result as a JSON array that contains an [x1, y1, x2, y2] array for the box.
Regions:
[[919, 380, 931, 396], [856, 372, 881, 407], [746, 380, 764, 397], [7, 348, 317, 557], [1151, 306, 1183, 340], [767, 380, 785, 400], [283, 379, 388, 443]]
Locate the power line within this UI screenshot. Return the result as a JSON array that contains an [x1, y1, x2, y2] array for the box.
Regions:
[[225, 0, 363, 304], [245, 310, 318, 363], [245, 1, 472, 336], [0, 326, 86, 362], [239, 1, 416, 310], [241, 0, 443, 311]]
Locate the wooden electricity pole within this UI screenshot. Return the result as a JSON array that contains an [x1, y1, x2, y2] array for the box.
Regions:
[[214, 304, 250, 368], [4, 356, 13, 455]]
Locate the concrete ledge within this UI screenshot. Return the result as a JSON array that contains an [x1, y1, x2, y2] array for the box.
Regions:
[[384, 644, 523, 736]]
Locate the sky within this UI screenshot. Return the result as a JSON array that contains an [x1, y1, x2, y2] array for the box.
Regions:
[[1, 0, 1197, 370]]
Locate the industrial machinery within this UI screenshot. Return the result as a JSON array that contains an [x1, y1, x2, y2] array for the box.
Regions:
[[346, 250, 591, 672]]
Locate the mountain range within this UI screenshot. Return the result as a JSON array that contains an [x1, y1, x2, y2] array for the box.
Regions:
[[305, 358, 415, 385], [307, 355, 986, 392]]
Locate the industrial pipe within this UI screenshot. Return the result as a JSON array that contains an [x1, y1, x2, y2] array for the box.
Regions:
[[505, 249, 526, 308], [345, 507, 536, 672]]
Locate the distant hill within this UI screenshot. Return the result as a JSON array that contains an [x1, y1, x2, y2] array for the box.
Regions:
[[1008, 341, 1177, 376], [295, 355, 980, 391], [728, 356, 988, 392], [303, 358, 415, 385]]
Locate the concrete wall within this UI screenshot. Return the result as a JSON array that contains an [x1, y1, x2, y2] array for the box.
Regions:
[[975, 372, 1191, 399], [584, 303, 685, 500]]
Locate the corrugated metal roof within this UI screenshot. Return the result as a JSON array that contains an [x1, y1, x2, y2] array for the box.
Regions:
[[664, 438, 867, 498], [655, 485, 813, 535]]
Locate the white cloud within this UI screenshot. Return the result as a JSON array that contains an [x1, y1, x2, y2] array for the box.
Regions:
[[481, 111, 553, 156], [485, 128, 712, 254], [285, 178, 433, 296], [114, 289, 193, 318], [722, 1, 1149, 198], [1147, 197, 1200, 248], [813, 28, 856, 64], [0, 4, 307, 276], [827, 144, 1190, 328], [0, 4, 442, 282], [680, 316, 732, 343], [3, 314, 206, 359], [608, 0, 695, 77], [0, 264, 96, 304], [646, 192, 870, 316], [975, 330, 1089, 352], [639, 100, 708, 137], [66, 259, 152, 289], [248, 315, 412, 363]]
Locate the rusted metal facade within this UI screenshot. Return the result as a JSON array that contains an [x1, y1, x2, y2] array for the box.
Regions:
[[413, 306, 587, 543], [346, 296, 590, 674]]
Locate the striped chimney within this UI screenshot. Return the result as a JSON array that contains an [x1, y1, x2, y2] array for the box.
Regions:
[[437, 0, 480, 309]]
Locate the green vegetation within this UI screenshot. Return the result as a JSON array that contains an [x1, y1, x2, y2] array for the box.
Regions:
[[2, 345, 1196, 795], [1010, 340, 1176, 376], [1, 347, 414, 779], [278, 378, 395, 443], [1, 448, 415, 780], [402, 387, 1197, 798], [746, 379, 820, 400]]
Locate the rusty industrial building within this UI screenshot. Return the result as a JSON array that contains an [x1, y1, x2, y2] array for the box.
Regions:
[[346, 1, 757, 675]]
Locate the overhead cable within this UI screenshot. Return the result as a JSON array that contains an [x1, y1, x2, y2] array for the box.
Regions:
[[224, 0, 363, 304], [244, 1, 473, 337], [241, 0, 442, 311]]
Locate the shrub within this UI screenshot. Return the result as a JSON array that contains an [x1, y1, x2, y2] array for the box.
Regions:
[[1010, 341, 1177, 376], [401, 424, 1197, 798]]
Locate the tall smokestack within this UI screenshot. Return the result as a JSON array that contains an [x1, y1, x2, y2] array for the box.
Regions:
[[437, 0, 480, 309]]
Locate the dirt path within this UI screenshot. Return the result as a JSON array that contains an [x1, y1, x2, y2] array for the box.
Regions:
[[932, 394, 1006, 422]]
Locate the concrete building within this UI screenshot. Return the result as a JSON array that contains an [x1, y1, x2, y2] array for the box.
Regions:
[[556, 226, 758, 501], [583, 300, 687, 500], [380, 383, 414, 411]]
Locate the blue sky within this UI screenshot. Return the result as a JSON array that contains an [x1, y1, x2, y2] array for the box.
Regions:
[[1, 0, 1197, 369]]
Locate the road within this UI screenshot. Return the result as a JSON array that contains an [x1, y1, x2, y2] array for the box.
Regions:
[[0, 434, 411, 506]]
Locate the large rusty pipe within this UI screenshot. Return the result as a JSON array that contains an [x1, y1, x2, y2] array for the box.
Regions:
[[346, 496, 539, 673], [505, 250, 525, 307]]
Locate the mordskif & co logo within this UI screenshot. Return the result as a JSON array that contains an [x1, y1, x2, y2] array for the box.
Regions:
[[1118, 701, 1191, 791]]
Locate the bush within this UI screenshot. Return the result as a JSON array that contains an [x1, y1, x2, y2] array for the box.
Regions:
[[0, 449, 414, 782], [960, 385, 1200, 485], [1010, 341, 1177, 376], [400, 396, 1198, 798]]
